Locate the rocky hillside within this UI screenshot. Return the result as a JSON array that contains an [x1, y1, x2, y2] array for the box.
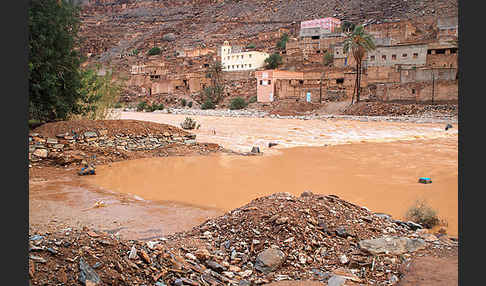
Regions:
[[78, 0, 458, 70]]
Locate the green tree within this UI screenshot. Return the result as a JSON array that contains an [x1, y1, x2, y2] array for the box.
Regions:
[[74, 68, 121, 120], [147, 47, 161, 56], [264, 53, 283, 69], [276, 33, 289, 50], [343, 25, 376, 104], [28, 0, 84, 122], [205, 61, 225, 104]]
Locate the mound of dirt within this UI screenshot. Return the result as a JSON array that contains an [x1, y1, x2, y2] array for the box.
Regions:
[[28, 192, 458, 286], [32, 119, 191, 138]]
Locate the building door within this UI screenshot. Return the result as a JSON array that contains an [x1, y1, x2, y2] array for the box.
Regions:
[[306, 92, 311, 102]]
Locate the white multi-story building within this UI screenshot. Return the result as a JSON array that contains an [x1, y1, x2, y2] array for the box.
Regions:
[[220, 41, 269, 71]]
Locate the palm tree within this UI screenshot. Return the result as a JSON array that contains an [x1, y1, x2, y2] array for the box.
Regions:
[[343, 25, 375, 104]]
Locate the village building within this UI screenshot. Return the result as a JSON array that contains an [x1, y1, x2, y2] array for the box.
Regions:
[[366, 43, 428, 67], [220, 41, 269, 71], [299, 17, 342, 39], [255, 70, 325, 103]]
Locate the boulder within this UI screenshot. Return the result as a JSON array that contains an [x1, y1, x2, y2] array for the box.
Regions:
[[254, 248, 286, 274], [78, 257, 101, 285], [358, 236, 426, 255]]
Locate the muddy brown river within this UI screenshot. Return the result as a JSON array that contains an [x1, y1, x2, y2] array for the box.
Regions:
[[86, 137, 458, 236]]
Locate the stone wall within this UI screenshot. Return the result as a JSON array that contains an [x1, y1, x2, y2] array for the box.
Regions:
[[375, 80, 458, 102], [28, 129, 197, 165]]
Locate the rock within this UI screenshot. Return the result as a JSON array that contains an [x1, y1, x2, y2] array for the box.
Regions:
[[339, 254, 349, 264], [30, 255, 47, 263], [206, 260, 226, 272], [239, 280, 251, 286], [33, 148, 48, 158], [374, 213, 392, 220], [46, 138, 58, 144], [84, 131, 98, 138], [195, 248, 211, 261], [174, 278, 183, 286], [251, 146, 260, 153], [275, 217, 289, 225], [268, 142, 278, 148], [78, 257, 101, 285], [406, 221, 423, 230], [129, 245, 138, 259], [239, 270, 252, 278], [162, 33, 176, 41], [185, 253, 197, 261], [359, 236, 426, 255], [223, 271, 235, 278], [300, 190, 314, 197], [327, 275, 346, 286], [335, 226, 347, 238], [140, 249, 151, 263], [254, 248, 286, 274]]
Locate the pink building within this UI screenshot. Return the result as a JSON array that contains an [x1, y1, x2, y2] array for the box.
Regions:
[[255, 70, 304, 102], [301, 17, 341, 33]]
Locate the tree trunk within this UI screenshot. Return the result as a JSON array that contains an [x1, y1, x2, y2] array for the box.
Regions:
[[356, 61, 361, 103]]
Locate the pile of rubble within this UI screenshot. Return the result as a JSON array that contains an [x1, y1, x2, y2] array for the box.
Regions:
[[29, 192, 457, 285], [343, 102, 458, 117], [28, 120, 223, 167]]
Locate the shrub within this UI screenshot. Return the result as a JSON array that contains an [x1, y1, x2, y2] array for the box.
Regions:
[[136, 101, 148, 111], [180, 117, 198, 130], [276, 33, 289, 50], [201, 98, 216, 110], [229, 97, 248, 110], [181, 99, 187, 107], [132, 49, 139, 55], [247, 43, 256, 49], [405, 200, 441, 229], [265, 53, 283, 69], [147, 47, 161, 56], [188, 101, 193, 108], [249, 96, 257, 103]]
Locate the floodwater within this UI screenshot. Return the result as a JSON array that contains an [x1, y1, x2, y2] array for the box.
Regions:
[[87, 137, 458, 236]]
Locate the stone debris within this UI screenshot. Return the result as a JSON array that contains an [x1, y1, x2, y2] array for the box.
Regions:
[[27, 192, 457, 285]]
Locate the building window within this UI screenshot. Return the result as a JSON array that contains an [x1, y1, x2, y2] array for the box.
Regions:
[[412, 89, 415, 94], [402, 53, 407, 58], [370, 55, 375, 61], [413, 53, 418, 59], [427, 49, 432, 54], [436, 49, 446, 54], [336, 51, 340, 55], [260, 80, 263, 85], [249, 64, 252, 68], [268, 80, 271, 84], [299, 80, 304, 84], [249, 54, 252, 58], [451, 48, 457, 54], [232, 65, 235, 69], [382, 55, 386, 60], [392, 54, 397, 60], [336, 78, 344, 84]]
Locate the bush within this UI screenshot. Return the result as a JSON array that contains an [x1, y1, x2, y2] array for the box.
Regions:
[[247, 43, 256, 49], [181, 99, 187, 107], [229, 97, 248, 110], [405, 200, 441, 229], [188, 101, 193, 108], [147, 47, 161, 56], [136, 101, 148, 111], [265, 53, 283, 69], [201, 98, 216, 110], [249, 96, 257, 103], [276, 33, 289, 50], [180, 117, 198, 130]]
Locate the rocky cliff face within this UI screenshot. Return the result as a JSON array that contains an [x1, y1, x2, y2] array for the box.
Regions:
[[78, 0, 458, 68]]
